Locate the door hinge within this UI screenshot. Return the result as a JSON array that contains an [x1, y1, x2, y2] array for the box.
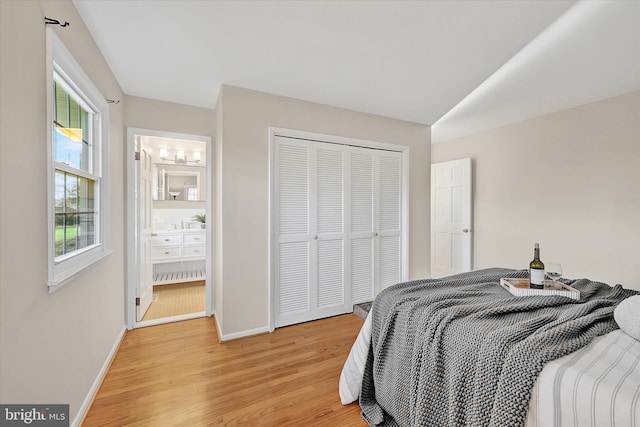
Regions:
[[135, 297, 140, 306], [135, 151, 141, 160]]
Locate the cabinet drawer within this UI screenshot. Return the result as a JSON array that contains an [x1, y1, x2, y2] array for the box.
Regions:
[[183, 233, 205, 245], [153, 234, 182, 246], [183, 245, 205, 258], [152, 246, 182, 260]]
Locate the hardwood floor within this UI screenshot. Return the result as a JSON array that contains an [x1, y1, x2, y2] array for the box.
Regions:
[[83, 314, 367, 426]]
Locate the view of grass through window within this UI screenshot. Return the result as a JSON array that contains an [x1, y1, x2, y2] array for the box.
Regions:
[[53, 82, 96, 258]]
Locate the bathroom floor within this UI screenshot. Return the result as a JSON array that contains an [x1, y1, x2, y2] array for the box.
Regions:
[[142, 281, 205, 321]]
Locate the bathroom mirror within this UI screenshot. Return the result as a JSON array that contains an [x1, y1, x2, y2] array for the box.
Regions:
[[154, 165, 205, 201]]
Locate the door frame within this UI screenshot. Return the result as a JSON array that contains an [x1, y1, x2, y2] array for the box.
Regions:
[[267, 127, 409, 332], [125, 127, 214, 330]]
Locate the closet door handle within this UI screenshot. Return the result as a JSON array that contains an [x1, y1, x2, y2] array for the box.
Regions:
[[313, 235, 319, 240]]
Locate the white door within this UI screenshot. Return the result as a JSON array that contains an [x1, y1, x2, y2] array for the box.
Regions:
[[431, 158, 472, 278], [377, 152, 403, 291], [349, 148, 375, 304], [136, 139, 154, 321], [274, 137, 349, 327], [349, 148, 404, 301], [274, 135, 406, 327]]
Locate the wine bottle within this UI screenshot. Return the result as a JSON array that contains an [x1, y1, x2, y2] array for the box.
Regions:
[[529, 243, 545, 289]]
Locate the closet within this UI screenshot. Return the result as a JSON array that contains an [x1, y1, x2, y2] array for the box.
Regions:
[[273, 134, 405, 328]]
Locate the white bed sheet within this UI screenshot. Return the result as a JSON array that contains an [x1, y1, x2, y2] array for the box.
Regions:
[[526, 329, 640, 427], [340, 315, 640, 426]]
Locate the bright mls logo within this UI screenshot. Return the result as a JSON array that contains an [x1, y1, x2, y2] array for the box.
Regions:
[[0, 405, 68, 426]]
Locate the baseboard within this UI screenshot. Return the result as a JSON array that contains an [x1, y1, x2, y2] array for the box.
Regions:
[[214, 312, 224, 342], [219, 324, 271, 342], [72, 324, 127, 427]]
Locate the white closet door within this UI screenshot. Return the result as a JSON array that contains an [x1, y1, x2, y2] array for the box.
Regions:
[[315, 145, 347, 317], [349, 148, 403, 299], [274, 134, 404, 327], [275, 137, 348, 327], [376, 152, 403, 292], [350, 149, 375, 303], [275, 139, 311, 326]]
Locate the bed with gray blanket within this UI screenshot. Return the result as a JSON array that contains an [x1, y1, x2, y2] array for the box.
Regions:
[[355, 268, 638, 427]]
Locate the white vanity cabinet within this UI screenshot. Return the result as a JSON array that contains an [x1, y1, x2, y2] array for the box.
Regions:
[[152, 230, 206, 284], [182, 232, 206, 258], [152, 232, 183, 261]]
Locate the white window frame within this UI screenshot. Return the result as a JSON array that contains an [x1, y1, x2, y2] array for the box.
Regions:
[[46, 29, 111, 293]]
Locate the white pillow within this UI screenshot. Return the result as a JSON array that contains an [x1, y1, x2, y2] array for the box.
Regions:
[[614, 295, 640, 341]]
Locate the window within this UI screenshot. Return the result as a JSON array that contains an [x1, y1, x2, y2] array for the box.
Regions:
[[47, 29, 110, 292]]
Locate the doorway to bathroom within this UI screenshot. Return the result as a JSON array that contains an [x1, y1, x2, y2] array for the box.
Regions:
[[125, 127, 213, 329]]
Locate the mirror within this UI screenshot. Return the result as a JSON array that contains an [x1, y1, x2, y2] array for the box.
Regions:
[[153, 165, 206, 201]]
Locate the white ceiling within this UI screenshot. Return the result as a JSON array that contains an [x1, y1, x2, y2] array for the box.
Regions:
[[73, 0, 640, 143]]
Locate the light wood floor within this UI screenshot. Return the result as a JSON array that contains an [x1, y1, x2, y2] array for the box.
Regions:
[[142, 281, 205, 321], [83, 314, 367, 426]]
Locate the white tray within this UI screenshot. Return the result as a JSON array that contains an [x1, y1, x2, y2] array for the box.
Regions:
[[500, 278, 580, 300]]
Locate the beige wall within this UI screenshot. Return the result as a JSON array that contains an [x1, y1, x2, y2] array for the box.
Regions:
[[216, 85, 430, 337], [124, 95, 215, 137], [431, 91, 640, 291], [0, 0, 125, 422]]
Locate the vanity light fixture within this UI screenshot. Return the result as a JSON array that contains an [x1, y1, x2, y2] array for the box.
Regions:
[[159, 148, 201, 164]]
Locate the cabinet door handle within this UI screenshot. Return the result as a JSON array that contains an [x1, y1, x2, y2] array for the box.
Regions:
[[164, 238, 170, 242], [164, 251, 170, 255]]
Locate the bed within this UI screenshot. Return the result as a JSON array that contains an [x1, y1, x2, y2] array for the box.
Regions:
[[340, 268, 640, 427]]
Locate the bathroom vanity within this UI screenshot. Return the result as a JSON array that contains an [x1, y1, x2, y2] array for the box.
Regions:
[[152, 229, 206, 284]]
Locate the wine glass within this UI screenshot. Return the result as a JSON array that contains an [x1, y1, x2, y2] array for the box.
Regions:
[[546, 262, 563, 283]]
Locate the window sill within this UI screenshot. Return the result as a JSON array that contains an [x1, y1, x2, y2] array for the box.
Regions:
[[48, 248, 114, 294]]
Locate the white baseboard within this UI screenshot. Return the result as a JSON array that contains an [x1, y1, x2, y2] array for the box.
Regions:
[[219, 324, 270, 342], [70, 317, 268, 425], [72, 324, 127, 427]]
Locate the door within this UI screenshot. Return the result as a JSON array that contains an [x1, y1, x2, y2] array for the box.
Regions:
[[431, 158, 472, 278], [349, 148, 375, 303], [274, 134, 406, 328], [274, 137, 349, 327], [377, 152, 403, 291], [349, 148, 403, 302], [136, 138, 154, 321]]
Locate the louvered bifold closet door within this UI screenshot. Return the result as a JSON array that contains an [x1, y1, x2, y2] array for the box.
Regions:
[[350, 148, 375, 304], [314, 145, 347, 319], [275, 138, 311, 327], [376, 152, 403, 292], [275, 135, 404, 327], [275, 137, 348, 327]]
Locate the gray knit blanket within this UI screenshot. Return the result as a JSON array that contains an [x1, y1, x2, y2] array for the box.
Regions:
[[360, 268, 636, 427]]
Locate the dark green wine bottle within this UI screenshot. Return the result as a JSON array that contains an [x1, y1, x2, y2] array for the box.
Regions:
[[529, 243, 545, 289]]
